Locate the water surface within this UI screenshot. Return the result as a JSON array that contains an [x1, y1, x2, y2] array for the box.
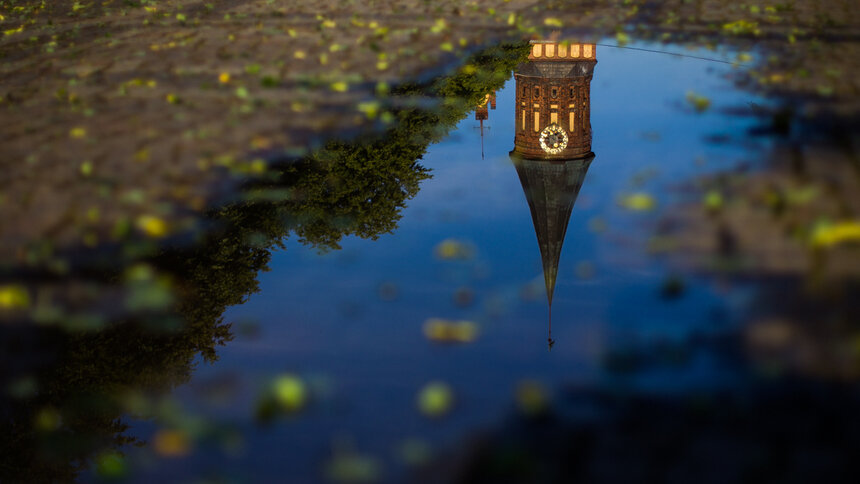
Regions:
[[111, 42, 763, 482]]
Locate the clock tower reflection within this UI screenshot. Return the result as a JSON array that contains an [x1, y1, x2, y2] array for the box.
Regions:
[[510, 40, 597, 349]]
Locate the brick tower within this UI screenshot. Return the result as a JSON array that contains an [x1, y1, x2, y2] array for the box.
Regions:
[[511, 40, 596, 160], [510, 40, 597, 349]]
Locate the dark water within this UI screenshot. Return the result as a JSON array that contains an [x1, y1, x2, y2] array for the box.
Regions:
[[71, 42, 771, 482]]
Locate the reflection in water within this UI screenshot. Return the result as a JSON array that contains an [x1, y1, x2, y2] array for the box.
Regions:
[[0, 42, 531, 482], [509, 40, 597, 349], [475, 92, 496, 159]]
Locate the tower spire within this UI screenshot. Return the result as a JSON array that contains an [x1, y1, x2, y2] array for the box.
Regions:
[[479, 118, 485, 160], [548, 305, 554, 351], [475, 92, 495, 160], [512, 153, 593, 312]]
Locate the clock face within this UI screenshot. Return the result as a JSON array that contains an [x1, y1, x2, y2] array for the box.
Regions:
[[539, 124, 569, 154]]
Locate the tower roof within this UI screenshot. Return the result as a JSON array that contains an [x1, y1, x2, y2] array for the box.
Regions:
[[512, 153, 594, 306], [516, 60, 595, 79]]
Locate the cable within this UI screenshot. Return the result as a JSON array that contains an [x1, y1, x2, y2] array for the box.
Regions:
[[594, 43, 748, 66]]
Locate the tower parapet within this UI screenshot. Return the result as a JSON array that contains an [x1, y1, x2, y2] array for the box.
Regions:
[[528, 40, 596, 61]]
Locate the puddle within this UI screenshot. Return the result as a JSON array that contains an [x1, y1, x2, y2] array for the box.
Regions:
[[52, 41, 763, 481], [2, 23, 859, 482]]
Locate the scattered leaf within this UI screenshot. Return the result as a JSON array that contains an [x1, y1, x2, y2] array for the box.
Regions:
[[434, 239, 475, 260], [417, 381, 454, 417], [618, 193, 657, 211], [154, 429, 191, 457], [686, 91, 711, 113], [703, 190, 723, 212], [272, 374, 307, 412], [96, 451, 127, 479], [0, 285, 30, 309], [810, 221, 860, 248], [423, 318, 479, 343], [515, 381, 549, 417], [136, 215, 169, 238]]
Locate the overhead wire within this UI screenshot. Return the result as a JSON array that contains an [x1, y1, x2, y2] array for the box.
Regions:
[[594, 42, 748, 66]]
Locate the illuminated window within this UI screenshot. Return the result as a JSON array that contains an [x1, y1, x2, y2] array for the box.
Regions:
[[569, 104, 575, 132]]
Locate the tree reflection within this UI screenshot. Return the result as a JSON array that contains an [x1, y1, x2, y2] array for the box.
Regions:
[[0, 42, 530, 482]]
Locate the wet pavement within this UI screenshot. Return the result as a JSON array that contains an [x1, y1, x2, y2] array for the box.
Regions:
[[2, 1, 860, 483]]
